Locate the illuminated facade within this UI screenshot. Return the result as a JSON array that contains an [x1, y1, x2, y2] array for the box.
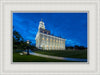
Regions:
[[35, 20, 66, 50]]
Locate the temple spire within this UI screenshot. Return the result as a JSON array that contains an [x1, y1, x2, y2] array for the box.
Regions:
[[38, 19, 45, 29]]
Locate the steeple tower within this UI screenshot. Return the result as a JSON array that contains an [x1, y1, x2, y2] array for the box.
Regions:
[[35, 19, 66, 50], [38, 18, 45, 29]]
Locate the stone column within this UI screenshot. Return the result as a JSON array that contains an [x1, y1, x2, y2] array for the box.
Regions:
[[57, 39, 59, 50], [53, 37, 55, 50], [44, 35, 47, 50], [42, 34, 45, 50], [48, 36, 50, 50], [60, 39, 61, 50], [61, 39, 62, 50], [47, 36, 49, 50], [56, 39, 58, 50], [50, 36, 52, 50], [54, 37, 56, 50], [58, 39, 60, 50]]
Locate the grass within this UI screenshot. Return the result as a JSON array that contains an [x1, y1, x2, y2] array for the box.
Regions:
[[13, 53, 69, 62], [13, 49, 87, 62], [34, 49, 87, 59]]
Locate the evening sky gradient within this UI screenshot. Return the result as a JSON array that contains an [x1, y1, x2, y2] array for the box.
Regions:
[[13, 13, 87, 47]]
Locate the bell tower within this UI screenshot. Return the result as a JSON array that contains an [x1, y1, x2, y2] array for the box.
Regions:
[[38, 19, 45, 29]]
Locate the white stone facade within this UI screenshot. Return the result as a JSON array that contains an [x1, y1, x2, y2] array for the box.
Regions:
[[35, 20, 66, 50]]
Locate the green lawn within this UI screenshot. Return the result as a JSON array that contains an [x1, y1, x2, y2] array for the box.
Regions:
[[34, 49, 87, 59], [13, 49, 87, 62], [13, 53, 68, 62]]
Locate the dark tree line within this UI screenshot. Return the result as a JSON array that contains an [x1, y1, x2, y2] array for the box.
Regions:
[[66, 45, 87, 50], [13, 30, 37, 52]]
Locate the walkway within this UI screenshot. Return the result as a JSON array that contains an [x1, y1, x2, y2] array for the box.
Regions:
[[25, 50, 87, 62]]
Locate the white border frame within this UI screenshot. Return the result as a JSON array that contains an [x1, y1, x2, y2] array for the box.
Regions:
[[0, 0, 100, 75]]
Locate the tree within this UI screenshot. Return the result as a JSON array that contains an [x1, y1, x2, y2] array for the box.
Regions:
[[79, 46, 85, 50], [13, 30, 24, 42], [74, 45, 80, 50], [13, 30, 38, 53], [13, 30, 24, 51]]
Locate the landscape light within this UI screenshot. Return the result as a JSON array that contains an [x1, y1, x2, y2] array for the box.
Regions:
[[27, 40, 30, 44]]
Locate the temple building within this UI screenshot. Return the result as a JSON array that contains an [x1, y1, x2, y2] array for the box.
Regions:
[[35, 19, 66, 50]]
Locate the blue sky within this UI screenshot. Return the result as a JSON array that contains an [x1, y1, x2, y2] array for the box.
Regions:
[[13, 13, 87, 47]]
